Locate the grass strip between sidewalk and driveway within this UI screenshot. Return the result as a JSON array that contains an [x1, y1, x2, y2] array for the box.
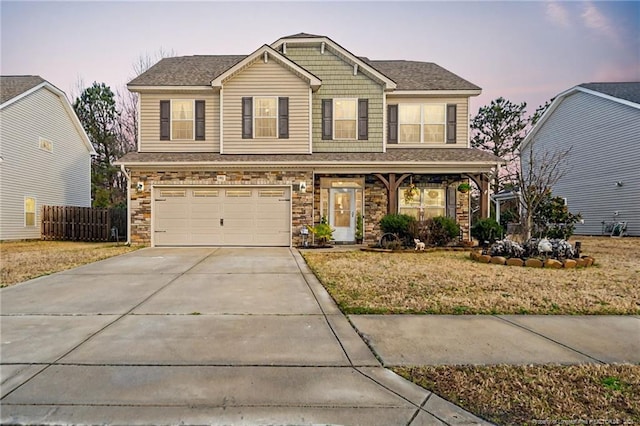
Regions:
[[393, 364, 640, 425], [302, 237, 640, 315], [1, 240, 141, 287]]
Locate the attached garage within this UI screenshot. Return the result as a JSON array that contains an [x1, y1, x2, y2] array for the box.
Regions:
[[153, 186, 291, 247]]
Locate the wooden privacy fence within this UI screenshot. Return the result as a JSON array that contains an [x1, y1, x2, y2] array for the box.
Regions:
[[41, 206, 127, 242]]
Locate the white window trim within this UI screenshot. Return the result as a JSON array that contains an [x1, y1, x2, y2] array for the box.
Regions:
[[253, 96, 278, 139], [170, 99, 195, 141], [24, 196, 36, 227], [333, 98, 358, 141], [398, 103, 446, 144], [398, 187, 446, 218]]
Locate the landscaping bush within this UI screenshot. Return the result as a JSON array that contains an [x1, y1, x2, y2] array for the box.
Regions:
[[471, 218, 502, 246], [380, 214, 416, 246], [424, 216, 460, 246]]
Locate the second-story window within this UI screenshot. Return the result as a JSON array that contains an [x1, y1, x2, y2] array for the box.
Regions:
[[171, 100, 194, 140], [254, 97, 277, 138], [334, 99, 357, 140], [398, 104, 446, 144]]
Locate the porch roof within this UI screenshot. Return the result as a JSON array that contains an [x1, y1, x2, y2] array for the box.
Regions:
[[116, 148, 502, 173]]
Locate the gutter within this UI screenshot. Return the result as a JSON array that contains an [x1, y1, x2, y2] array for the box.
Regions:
[[120, 164, 132, 246]]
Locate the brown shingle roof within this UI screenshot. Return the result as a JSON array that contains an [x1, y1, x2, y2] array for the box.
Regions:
[[0, 75, 46, 104], [369, 61, 480, 91], [127, 36, 480, 91], [117, 148, 501, 166], [128, 55, 246, 87]]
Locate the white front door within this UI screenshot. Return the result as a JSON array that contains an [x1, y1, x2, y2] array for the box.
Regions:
[[329, 188, 355, 242]]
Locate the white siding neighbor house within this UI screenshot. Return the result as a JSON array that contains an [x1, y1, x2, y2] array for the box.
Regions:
[[521, 82, 640, 237], [0, 76, 95, 240]]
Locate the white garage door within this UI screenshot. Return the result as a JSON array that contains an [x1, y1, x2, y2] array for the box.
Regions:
[[153, 187, 291, 246]]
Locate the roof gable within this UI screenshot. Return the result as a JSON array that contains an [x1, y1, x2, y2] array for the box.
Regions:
[[521, 82, 640, 151], [272, 34, 397, 91], [211, 45, 321, 90], [0, 75, 95, 155]]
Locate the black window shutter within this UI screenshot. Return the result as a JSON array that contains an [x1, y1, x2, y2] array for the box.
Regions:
[[242, 97, 253, 139], [446, 186, 457, 218], [358, 98, 368, 140], [388, 104, 398, 144], [278, 97, 289, 139], [160, 100, 170, 140], [446, 104, 457, 144], [321, 99, 333, 140], [195, 100, 205, 140]]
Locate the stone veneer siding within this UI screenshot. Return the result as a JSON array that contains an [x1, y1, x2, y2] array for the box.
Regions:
[[313, 174, 469, 245], [128, 169, 313, 246]]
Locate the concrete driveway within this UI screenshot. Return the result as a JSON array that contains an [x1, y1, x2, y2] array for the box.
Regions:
[[1, 247, 487, 425]]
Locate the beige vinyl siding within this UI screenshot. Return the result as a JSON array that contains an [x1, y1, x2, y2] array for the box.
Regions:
[[284, 45, 384, 153], [222, 59, 310, 154], [0, 87, 92, 240], [386, 96, 469, 147], [139, 90, 219, 152]]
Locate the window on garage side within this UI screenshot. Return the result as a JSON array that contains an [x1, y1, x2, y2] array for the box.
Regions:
[[254, 97, 277, 138], [24, 197, 36, 226], [171, 100, 194, 140]]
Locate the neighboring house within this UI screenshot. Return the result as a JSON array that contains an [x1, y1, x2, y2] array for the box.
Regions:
[[0, 76, 95, 240], [521, 82, 640, 237], [116, 33, 501, 247]]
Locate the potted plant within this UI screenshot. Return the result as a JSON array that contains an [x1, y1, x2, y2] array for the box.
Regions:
[[457, 182, 472, 193], [306, 216, 334, 247], [355, 213, 364, 244]]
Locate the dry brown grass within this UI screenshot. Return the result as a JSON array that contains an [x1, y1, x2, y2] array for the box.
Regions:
[[393, 364, 640, 425], [1, 240, 141, 286], [302, 236, 640, 315]]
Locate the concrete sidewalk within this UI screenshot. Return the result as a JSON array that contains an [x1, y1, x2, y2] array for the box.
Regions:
[[1, 247, 488, 426], [350, 315, 640, 366]]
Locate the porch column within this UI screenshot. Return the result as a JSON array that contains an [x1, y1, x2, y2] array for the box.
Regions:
[[374, 173, 411, 215], [467, 173, 491, 219]]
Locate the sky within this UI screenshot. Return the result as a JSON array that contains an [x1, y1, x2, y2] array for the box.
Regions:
[[1, 1, 638, 115]]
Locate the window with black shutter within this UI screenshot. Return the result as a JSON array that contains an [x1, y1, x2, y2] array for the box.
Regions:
[[388, 104, 398, 144], [358, 98, 368, 140], [446, 104, 457, 144], [242, 97, 253, 139], [322, 99, 333, 140], [278, 97, 289, 139], [195, 100, 205, 140], [160, 100, 170, 140]]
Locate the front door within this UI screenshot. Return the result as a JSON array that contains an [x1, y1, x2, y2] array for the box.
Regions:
[[329, 188, 355, 242]]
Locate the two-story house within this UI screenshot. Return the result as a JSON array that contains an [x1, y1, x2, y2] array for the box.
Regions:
[[116, 33, 501, 247], [0, 76, 95, 240]]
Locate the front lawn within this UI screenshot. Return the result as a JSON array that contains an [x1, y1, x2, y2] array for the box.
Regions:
[[394, 364, 640, 425], [1, 240, 141, 287], [302, 236, 640, 315]]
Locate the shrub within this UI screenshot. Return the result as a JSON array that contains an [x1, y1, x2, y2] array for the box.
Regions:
[[307, 216, 334, 246], [424, 216, 460, 246], [380, 214, 416, 246], [471, 218, 502, 246]]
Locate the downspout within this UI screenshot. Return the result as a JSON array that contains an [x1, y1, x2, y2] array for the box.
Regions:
[[120, 164, 132, 245]]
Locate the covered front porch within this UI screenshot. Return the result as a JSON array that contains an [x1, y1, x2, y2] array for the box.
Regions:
[[312, 172, 491, 244]]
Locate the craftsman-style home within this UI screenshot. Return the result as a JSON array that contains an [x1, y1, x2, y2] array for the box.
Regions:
[[116, 33, 500, 246]]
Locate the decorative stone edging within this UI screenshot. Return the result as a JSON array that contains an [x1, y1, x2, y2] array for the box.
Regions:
[[469, 251, 595, 268]]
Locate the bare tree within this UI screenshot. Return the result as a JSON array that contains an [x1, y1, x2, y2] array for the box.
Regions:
[[517, 144, 572, 239], [117, 48, 177, 152]]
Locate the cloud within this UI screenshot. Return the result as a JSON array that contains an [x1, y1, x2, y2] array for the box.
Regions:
[[545, 1, 570, 28], [581, 2, 620, 45]]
